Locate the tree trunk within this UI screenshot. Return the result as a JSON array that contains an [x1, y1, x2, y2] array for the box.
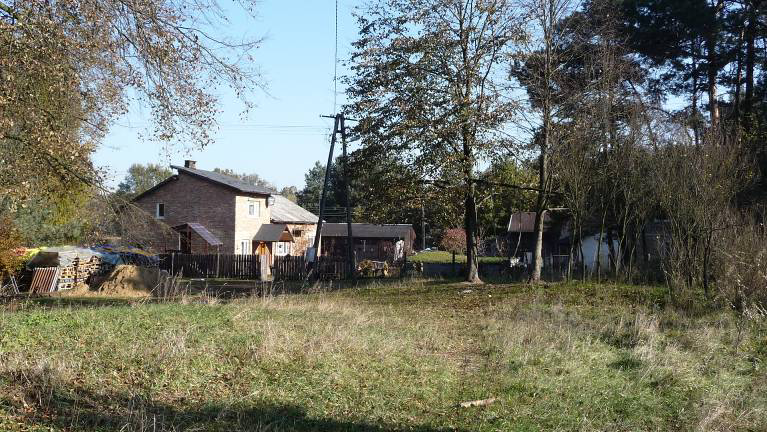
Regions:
[[530, 208, 546, 283], [607, 228, 617, 276], [464, 179, 482, 283], [641, 226, 649, 264], [692, 45, 701, 148], [706, 39, 719, 130], [702, 231, 713, 298], [579, 237, 586, 281], [530, 141, 548, 283], [705, 2, 722, 130], [734, 29, 744, 126], [744, 1, 757, 127]]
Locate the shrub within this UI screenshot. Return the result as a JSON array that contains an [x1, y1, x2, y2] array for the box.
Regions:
[[714, 222, 767, 311], [439, 228, 466, 254], [0, 217, 24, 284]]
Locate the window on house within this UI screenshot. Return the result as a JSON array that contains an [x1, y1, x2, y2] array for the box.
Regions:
[[248, 200, 260, 218], [292, 229, 303, 237], [156, 203, 165, 219], [276, 242, 291, 256], [240, 240, 251, 255]]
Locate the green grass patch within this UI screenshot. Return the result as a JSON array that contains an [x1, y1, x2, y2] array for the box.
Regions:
[[0, 279, 765, 431], [410, 250, 506, 263]]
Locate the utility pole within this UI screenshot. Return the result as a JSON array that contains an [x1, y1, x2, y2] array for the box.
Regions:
[[340, 115, 356, 279], [308, 113, 356, 280], [308, 115, 340, 274]]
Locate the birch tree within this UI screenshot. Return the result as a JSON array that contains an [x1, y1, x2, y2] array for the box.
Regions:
[[511, 0, 578, 283]]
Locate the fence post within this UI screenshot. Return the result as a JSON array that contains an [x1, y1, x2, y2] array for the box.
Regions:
[[171, 252, 175, 276]]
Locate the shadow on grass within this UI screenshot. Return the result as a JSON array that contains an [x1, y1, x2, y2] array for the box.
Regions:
[[1, 370, 466, 432]]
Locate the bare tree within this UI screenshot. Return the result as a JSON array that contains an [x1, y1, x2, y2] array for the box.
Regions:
[[511, 0, 579, 283]]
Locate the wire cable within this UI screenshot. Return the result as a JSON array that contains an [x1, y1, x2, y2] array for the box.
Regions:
[[333, 0, 339, 114]]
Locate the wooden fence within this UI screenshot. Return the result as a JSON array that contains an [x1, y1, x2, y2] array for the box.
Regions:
[[160, 253, 261, 279], [160, 253, 352, 280]]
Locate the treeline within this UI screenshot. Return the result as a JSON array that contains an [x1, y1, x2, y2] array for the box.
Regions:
[[339, 0, 767, 306]]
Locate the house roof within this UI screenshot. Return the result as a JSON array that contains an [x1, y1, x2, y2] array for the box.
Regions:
[[507, 212, 553, 233], [321, 223, 415, 239], [170, 165, 275, 195], [131, 175, 179, 202], [172, 223, 223, 246], [270, 195, 318, 224], [253, 224, 294, 242]]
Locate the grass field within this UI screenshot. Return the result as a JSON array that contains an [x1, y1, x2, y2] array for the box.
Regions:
[[1, 279, 766, 431], [409, 250, 506, 263]]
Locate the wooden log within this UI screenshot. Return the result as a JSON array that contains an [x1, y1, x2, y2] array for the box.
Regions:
[[458, 397, 497, 408]]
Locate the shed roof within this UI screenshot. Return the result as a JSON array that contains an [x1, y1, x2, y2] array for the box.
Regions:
[[321, 223, 415, 239], [170, 165, 275, 195], [507, 212, 553, 233], [270, 195, 318, 223], [253, 224, 294, 242], [172, 223, 223, 246]]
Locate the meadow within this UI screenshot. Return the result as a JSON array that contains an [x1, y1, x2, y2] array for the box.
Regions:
[[1, 279, 765, 431]]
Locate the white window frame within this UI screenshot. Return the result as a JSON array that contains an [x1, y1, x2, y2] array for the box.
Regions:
[[275, 241, 291, 257], [156, 203, 165, 219], [240, 239, 251, 255], [247, 200, 260, 218]]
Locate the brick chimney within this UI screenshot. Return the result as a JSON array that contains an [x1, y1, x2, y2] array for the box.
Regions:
[[184, 160, 196, 169]]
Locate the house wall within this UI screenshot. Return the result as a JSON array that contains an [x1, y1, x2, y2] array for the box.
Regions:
[[285, 223, 317, 256], [233, 195, 270, 254], [133, 173, 237, 253]]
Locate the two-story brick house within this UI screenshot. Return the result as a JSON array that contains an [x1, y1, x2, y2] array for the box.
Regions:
[[131, 160, 318, 258]]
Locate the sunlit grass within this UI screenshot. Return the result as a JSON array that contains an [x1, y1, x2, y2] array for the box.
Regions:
[[0, 280, 765, 431], [409, 250, 505, 263]]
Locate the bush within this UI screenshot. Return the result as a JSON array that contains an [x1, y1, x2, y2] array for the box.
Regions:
[[714, 222, 767, 311], [0, 217, 24, 284], [439, 228, 466, 254]]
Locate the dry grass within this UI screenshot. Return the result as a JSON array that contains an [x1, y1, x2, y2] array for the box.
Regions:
[[0, 280, 765, 431]]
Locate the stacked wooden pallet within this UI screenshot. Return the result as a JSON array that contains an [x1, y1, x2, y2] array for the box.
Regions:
[[56, 256, 114, 290]]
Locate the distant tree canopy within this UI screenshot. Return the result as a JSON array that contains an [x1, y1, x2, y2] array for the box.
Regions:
[[297, 161, 340, 214], [213, 168, 276, 192], [212, 168, 299, 202], [279, 186, 299, 203], [116, 164, 174, 200]]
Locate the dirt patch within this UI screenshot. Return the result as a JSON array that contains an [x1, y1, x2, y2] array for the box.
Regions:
[[92, 265, 166, 297]]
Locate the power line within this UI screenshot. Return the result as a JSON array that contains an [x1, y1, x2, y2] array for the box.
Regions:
[[333, 0, 339, 114]]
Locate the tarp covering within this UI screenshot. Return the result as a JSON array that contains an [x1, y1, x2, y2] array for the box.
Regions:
[[26, 246, 101, 268], [26, 245, 158, 269]]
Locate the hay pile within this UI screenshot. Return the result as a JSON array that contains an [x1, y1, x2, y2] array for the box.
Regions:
[[94, 265, 165, 297]]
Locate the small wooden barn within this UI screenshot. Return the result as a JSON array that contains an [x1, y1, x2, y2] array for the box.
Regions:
[[320, 223, 416, 262]]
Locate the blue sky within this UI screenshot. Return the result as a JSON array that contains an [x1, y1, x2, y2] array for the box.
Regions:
[[95, 1, 361, 190]]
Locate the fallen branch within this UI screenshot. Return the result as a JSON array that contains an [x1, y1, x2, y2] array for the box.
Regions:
[[458, 397, 497, 408]]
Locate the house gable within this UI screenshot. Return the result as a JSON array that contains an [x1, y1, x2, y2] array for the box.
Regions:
[[132, 172, 238, 252]]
